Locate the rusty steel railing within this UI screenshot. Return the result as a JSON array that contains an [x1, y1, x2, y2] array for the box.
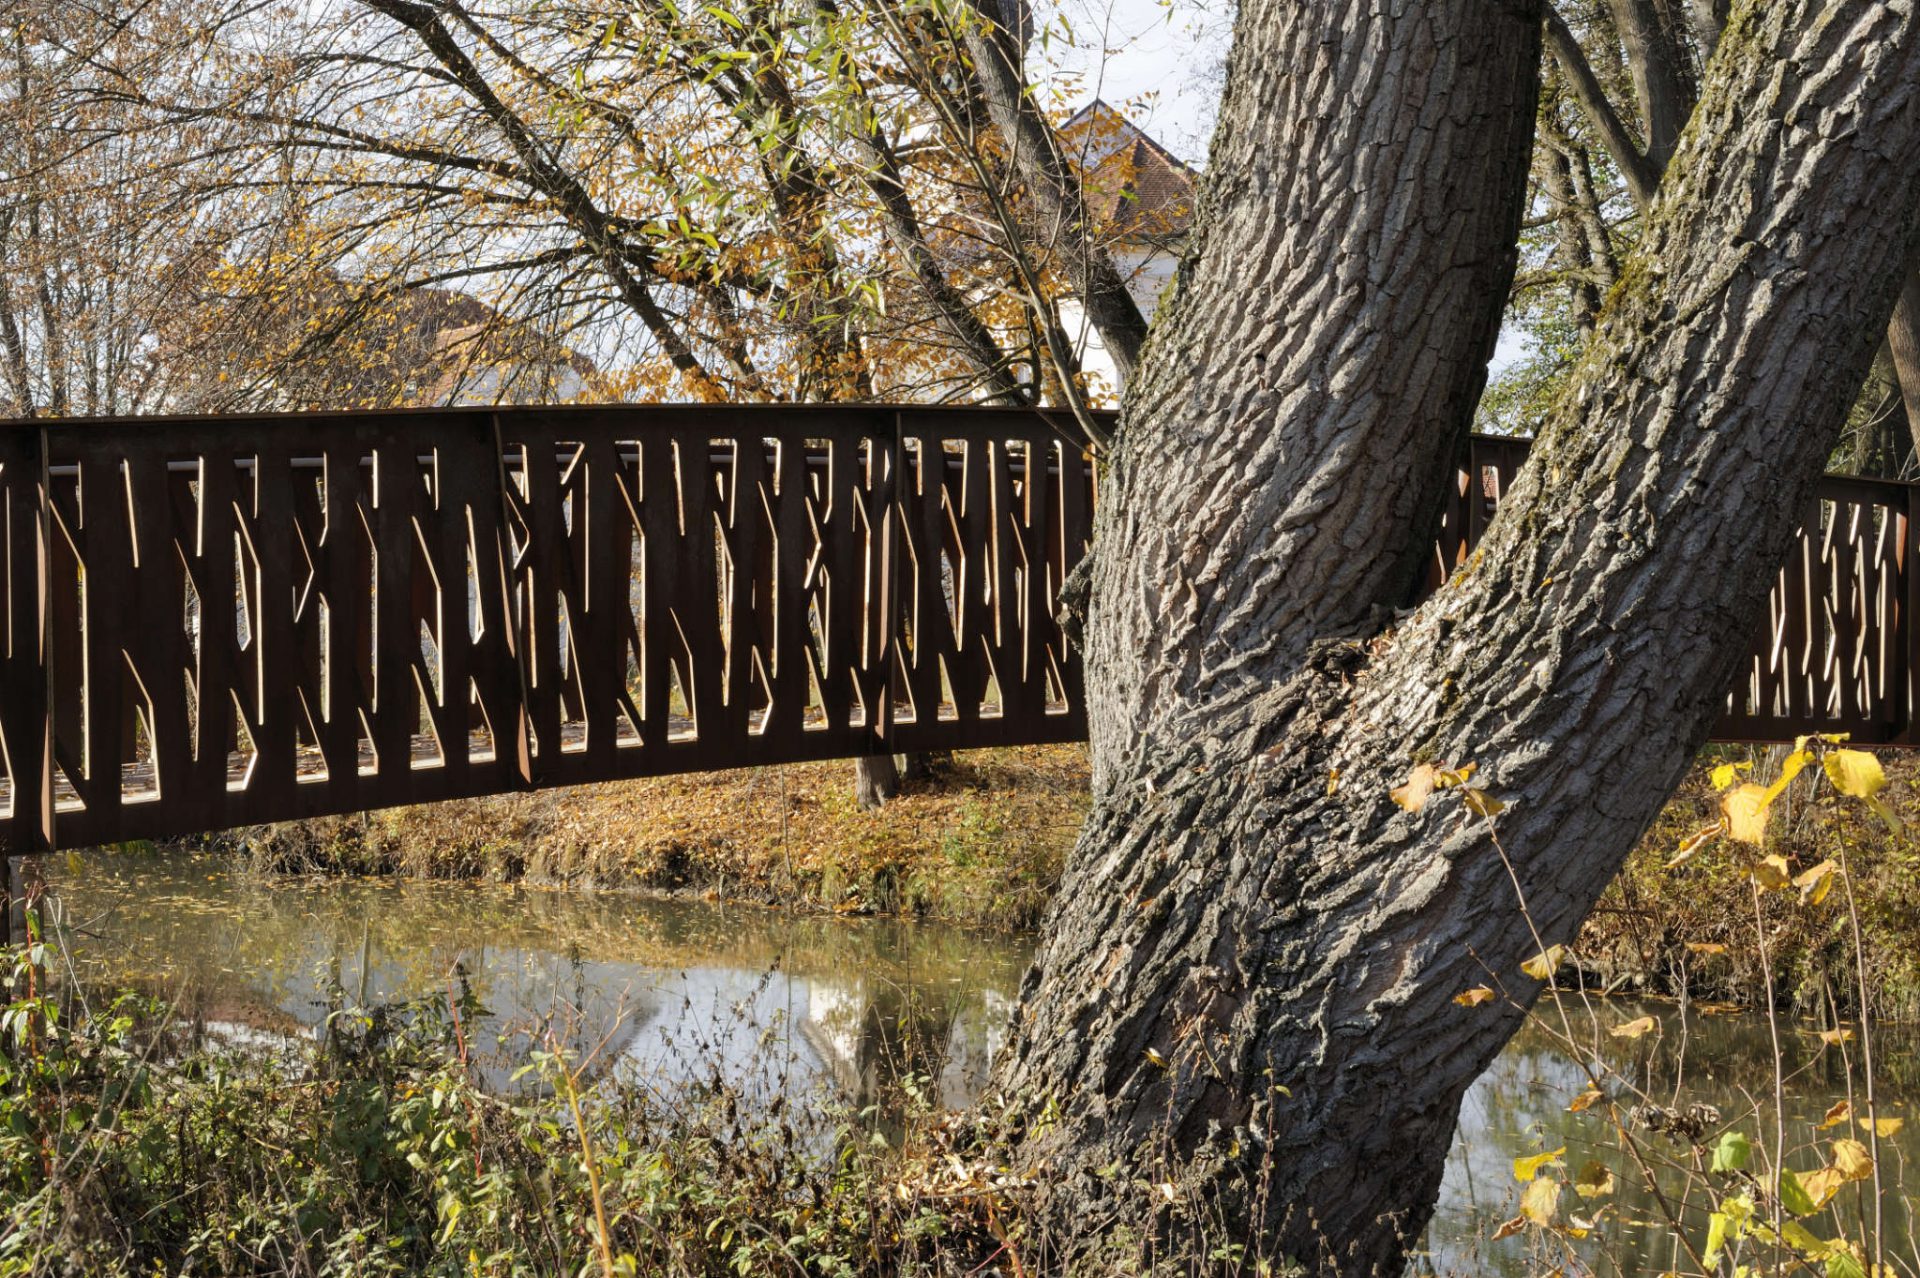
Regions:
[[1434, 435, 1920, 749], [0, 407, 1916, 855], [0, 405, 1093, 854]]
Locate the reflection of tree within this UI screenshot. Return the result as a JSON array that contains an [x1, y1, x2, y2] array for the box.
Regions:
[[800, 975, 970, 1134], [47, 850, 1029, 988], [43, 850, 1028, 1108]]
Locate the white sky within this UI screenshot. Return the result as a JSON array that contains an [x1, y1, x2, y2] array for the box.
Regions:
[[1030, 0, 1230, 166]]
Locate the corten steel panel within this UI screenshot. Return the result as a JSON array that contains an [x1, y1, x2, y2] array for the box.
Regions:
[[0, 404, 1099, 852], [0, 426, 50, 854], [1, 405, 1914, 855], [1442, 438, 1918, 747]]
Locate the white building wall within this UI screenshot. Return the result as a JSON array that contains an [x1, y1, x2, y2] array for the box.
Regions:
[[1059, 244, 1178, 403]]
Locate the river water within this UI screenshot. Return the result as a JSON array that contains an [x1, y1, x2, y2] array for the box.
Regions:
[[34, 851, 1920, 1276]]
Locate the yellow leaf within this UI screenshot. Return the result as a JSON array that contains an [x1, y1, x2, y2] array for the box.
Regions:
[[1568, 1087, 1604, 1114], [1763, 748, 1815, 804], [1750, 854, 1792, 891], [1574, 1160, 1615, 1199], [1832, 1138, 1874, 1182], [1778, 1219, 1834, 1258], [1513, 1147, 1565, 1183], [1667, 826, 1718, 868], [1610, 1015, 1658, 1040], [1823, 748, 1886, 799], [1391, 764, 1438, 813], [1858, 1115, 1905, 1138], [1462, 787, 1506, 818], [1686, 942, 1728, 955], [1867, 795, 1905, 835], [1724, 783, 1773, 845], [1800, 1166, 1847, 1209], [1819, 1100, 1853, 1130], [1521, 946, 1566, 982], [1454, 986, 1496, 1007], [1794, 858, 1838, 905], [1434, 763, 1477, 789], [1491, 1215, 1527, 1241], [1818, 1028, 1856, 1046], [1710, 762, 1741, 791], [1704, 1193, 1754, 1268], [1520, 1175, 1561, 1226]]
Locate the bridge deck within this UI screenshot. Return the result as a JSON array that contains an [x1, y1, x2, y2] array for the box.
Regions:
[[0, 702, 1057, 823], [0, 404, 1914, 854]]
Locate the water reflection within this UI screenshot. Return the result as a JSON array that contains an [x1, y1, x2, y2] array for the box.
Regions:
[[1419, 999, 1920, 1276], [36, 852, 1920, 1274], [40, 851, 1024, 1120]]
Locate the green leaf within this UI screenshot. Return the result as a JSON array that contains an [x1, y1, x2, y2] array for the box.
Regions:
[[1704, 1210, 1732, 1268], [1778, 1167, 1818, 1218], [1827, 1250, 1867, 1278], [1711, 1130, 1751, 1174], [1703, 1192, 1753, 1269]]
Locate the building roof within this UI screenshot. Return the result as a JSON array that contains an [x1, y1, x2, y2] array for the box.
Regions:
[[1060, 100, 1199, 245]]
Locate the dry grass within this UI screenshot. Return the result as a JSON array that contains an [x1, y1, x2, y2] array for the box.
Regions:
[[223, 745, 1091, 930], [1581, 744, 1920, 1020]]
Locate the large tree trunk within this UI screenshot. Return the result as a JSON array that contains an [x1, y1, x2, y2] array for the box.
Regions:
[[1885, 266, 1920, 463], [995, 3, 1920, 1274]]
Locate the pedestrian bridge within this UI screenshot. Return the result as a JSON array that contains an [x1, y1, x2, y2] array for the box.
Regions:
[[0, 405, 1910, 854]]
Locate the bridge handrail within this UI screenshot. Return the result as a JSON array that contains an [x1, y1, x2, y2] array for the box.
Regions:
[[0, 404, 1911, 854]]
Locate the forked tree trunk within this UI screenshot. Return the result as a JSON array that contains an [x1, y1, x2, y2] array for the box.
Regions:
[[996, 3, 1920, 1273]]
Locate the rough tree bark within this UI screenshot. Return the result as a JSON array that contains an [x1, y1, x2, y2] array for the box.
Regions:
[[855, 753, 901, 809], [995, 2, 1920, 1273], [1886, 268, 1920, 463]]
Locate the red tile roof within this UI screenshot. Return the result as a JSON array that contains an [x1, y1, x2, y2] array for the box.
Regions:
[[1061, 101, 1198, 245]]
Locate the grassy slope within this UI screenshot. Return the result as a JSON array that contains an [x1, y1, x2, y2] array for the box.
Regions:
[[1583, 745, 1920, 1021], [227, 745, 1090, 931]]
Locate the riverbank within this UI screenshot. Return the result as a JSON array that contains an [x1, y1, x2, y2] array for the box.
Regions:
[[9, 922, 1913, 1278], [23, 755, 1920, 1276], [217, 745, 1089, 931], [186, 742, 1920, 1013], [1581, 745, 1920, 1021]]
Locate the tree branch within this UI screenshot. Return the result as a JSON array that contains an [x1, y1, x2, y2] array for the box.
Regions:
[[1544, 5, 1659, 208]]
